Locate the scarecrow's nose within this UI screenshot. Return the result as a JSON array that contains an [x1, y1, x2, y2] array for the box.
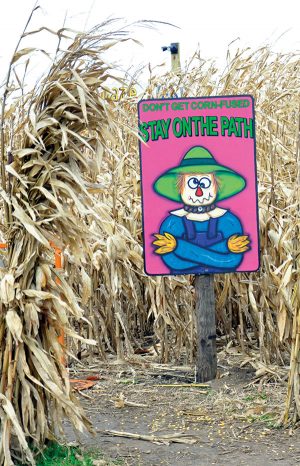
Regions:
[[195, 186, 203, 197]]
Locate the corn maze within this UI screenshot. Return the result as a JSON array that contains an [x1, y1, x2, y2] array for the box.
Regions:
[[0, 18, 299, 465]]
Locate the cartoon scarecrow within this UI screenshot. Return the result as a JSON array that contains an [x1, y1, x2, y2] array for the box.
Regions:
[[153, 146, 250, 274]]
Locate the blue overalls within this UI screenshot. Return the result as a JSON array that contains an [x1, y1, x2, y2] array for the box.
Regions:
[[159, 210, 244, 274], [171, 217, 229, 274]]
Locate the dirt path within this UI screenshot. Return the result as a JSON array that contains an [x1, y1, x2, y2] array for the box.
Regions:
[[64, 358, 300, 465]]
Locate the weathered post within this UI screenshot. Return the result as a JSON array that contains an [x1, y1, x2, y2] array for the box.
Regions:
[[194, 275, 217, 382], [161, 43, 217, 381]]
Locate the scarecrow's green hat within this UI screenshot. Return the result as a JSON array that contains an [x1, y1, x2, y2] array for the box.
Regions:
[[154, 146, 246, 202]]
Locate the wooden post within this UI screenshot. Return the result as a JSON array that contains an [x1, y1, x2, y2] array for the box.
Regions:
[[161, 43, 216, 381], [194, 274, 217, 382]]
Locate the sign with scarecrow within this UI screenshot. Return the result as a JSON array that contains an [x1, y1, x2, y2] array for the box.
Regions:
[[138, 96, 259, 276]]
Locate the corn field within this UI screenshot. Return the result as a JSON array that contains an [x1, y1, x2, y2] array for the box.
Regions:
[[0, 15, 299, 465]]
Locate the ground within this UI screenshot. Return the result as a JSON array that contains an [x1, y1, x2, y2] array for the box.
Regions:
[[63, 353, 300, 466]]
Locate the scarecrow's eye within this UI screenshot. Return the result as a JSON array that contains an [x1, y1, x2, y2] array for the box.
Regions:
[[199, 177, 211, 189], [187, 177, 199, 189]]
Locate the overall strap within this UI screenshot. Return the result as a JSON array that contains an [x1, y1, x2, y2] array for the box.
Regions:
[[183, 216, 196, 240], [207, 217, 218, 239]]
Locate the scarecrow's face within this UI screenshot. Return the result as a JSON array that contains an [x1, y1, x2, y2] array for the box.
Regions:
[[180, 173, 218, 206]]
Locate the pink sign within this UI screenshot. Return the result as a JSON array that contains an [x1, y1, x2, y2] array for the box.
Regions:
[[138, 96, 259, 276]]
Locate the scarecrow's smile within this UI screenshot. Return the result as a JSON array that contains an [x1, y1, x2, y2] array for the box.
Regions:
[[180, 174, 218, 207], [188, 193, 213, 204]]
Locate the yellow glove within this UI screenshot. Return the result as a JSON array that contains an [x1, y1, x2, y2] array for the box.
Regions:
[[228, 235, 250, 253], [153, 232, 177, 254]]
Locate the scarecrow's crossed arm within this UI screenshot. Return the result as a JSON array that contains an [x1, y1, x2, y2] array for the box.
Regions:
[[153, 213, 250, 270], [153, 232, 250, 254]]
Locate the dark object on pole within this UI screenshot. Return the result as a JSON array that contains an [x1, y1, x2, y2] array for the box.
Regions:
[[162, 43, 179, 54], [194, 274, 217, 382], [162, 42, 181, 73]]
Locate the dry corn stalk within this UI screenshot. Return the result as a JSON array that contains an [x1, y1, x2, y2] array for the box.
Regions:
[[0, 16, 134, 465]]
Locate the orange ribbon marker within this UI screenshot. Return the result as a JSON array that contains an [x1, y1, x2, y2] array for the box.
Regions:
[[50, 241, 65, 364]]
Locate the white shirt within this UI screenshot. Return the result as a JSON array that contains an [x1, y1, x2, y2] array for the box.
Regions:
[[170, 207, 227, 223]]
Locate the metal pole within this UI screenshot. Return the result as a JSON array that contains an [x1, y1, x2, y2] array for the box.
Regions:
[[162, 42, 181, 74]]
